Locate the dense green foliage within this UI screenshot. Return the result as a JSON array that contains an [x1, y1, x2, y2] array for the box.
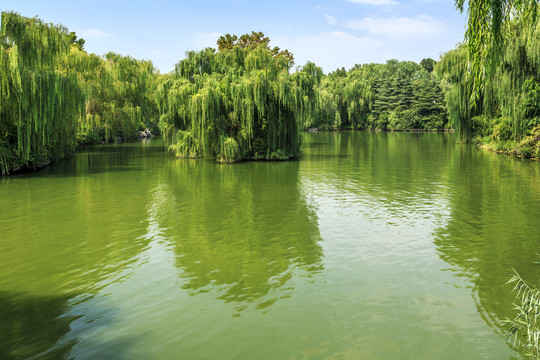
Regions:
[[3, 6, 540, 173], [0, 12, 85, 174], [316, 66, 371, 130], [437, 12, 540, 157], [157, 34, 321, 163], [455, 0, 539, 98], [449, 4, 540, 353], [217, 31, 294, 69], [0, 12, 160, 174], [62, 49, 160, 144], [314, 60, 447, 131]]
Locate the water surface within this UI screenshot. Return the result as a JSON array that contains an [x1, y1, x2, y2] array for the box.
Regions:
[[1, 132, 540, 359]]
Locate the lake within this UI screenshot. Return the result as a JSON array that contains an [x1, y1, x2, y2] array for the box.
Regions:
[[1, 131, 540, 359]]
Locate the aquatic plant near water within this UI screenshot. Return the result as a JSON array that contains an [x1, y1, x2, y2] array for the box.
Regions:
[[507, 270, 540, 358]]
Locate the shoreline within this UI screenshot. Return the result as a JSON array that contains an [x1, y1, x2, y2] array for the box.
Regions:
[[478, 143, 539, 161], [306, 128, 453, 133]]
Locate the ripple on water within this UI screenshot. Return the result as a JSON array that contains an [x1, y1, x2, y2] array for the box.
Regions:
[[1, 134, 537, 359]]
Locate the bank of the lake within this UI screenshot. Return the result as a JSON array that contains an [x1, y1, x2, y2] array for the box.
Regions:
[[478, 138, 540, 161], [1, 132, 540, 359]]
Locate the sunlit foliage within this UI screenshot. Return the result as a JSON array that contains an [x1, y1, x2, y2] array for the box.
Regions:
[[315, 60, 447, 131], [507, 270, 540, 359], [0, 12, 85, 174], [437, 12, 540, 156], [62, 49, 160, 144], [455, 0, 539, 98], [158, 33, 321, 163]]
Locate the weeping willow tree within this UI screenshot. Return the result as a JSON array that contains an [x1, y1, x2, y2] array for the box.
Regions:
[[0, 12, 85, 174], [455, 0, 539, 99], [485, 17, 540, 140], [437, 10, 540, 155], [62, 48, 160, 144], [316, 66, 372, 130], [436, 46, 476, 139], [157, 33, 321, 163]]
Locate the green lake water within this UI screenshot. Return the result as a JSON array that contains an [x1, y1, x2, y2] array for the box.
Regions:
[[1, 131, 540, 359]]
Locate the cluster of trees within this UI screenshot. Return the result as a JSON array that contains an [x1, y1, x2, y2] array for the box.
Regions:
[[2, 2, 540, 173], [285, 57, 450, 136], [156, 33, 321, 163], [62, 50, 159, 145], [0, 12, 450, 173], [0, 12, 160, 174], [448, 2, 540, 357], [0, 12, 85, 175], [315, 59, 447, 131], [437, 4, 540, 158]]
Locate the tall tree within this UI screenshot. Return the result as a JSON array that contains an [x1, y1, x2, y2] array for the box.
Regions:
[[455, 0, 539, 98], [217, 31, 294, 69], [0, 12, 85, 174], [69, 31, 85, 51], [158, 33, 320, 163], [420, 58, 436, 73], [438, 8, 540, 149]]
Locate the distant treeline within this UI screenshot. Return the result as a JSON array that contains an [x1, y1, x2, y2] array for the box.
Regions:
[[1, 7, 540, 174], [316, 58, 447, 131]]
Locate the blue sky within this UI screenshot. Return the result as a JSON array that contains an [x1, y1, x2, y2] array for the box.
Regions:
[[0, 0, 467, 73]]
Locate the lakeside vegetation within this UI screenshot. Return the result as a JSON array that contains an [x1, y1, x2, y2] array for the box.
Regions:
[[1, 3, 539, 173], [0, 12, 85, 174], [450, 1, 540, 357], [437, 17, 540, 158], [1, 2, 540, 358], [0, 12, 161, 174], [157, 33, 320, 163], [316, 59, 447, 131]]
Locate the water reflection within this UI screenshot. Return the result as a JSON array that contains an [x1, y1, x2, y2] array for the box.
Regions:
[[0, 292, 77, 359], [0, 140, 164, 359], [3, 134, 539, 359], [433, 144, 540, 346], [300, 132, 453, 231], [153, 159, 324, 308], [0, 166, 153, 296], [298, 132, 526, 358]]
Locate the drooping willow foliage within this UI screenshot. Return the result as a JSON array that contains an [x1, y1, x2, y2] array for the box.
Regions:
[[315, 60, 447, 131], [157, 34, 321, 163], [436, 46, 477, 139], [437, 12, 540, 155], [62, 49, 160, 144], [316, 66, 372, 130], [455, 0, 539, 98], [0, 12, 161, 175], [0, 12, 85, 174]]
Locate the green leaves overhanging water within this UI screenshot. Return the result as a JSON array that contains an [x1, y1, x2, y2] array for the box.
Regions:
[[158, 39, 322, 163], [0, 12, 85, 174], [0, 12, 161, 174], [437, 9, 540, 154]]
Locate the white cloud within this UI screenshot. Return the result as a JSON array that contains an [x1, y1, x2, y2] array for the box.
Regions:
[[346, 15, 446, 38], [78, 28, 113, 39], [324, 14, 337, 25], [274, 31, 386, 73], [348, 0, 399, 5]]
